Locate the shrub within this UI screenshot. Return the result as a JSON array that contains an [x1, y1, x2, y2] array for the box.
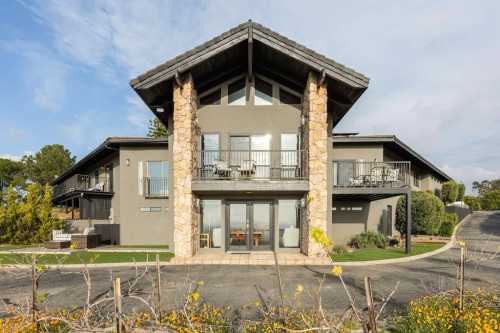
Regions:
[[441, 181, 459, 203], [348, 231, 387, 249], [331, 244, 347, 255], [396, 191, 445, 236], [395, 289, 500, 333], [388, 237, 400, 247], [434, 188, 442, 200], [464, 195, 482, 211], [0, 184, 61, 245], [480, 190, 500, 210], [457, 183, 466, 201], [438, 213, 458, 236]]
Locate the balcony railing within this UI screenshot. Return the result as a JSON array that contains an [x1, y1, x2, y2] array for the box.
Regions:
[[196, 150, 307, 180], [53, 174, 111, 198], [333, 161, 411, 188], [144, 177, 168, 198]]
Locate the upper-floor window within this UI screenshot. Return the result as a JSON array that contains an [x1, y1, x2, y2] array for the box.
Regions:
[[228, 78, 247, 105], [199, 89, 221, 106], [254, 77, 273, 105], [144, 161, 168, 197], [279, 88, 301, 106], [413, 171, 420, 187]]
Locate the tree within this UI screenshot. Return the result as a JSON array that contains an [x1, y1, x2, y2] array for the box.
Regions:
[[457, 183, 466, 201], [23, 144, 76, 185], [147, 117, 167, 138], [472, 179, 500, 196], [480, 190, 500, 211], [464, 196, 482, 211], [0, 158, 25, 188], [396, 191, 445, 236], [441, 181, 458, 204]]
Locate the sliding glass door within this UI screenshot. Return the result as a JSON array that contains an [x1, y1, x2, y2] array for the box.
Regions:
[[227, 201, 273, 251]]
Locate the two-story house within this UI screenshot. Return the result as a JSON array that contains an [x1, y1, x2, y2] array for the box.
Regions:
[[51, 21, 451, 258]]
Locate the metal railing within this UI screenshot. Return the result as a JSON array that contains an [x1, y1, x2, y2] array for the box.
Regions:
[[144, 177, 168, 197], [53, 174, 111, 198], [196, 150, 307, 180], [333, 161, 411, 188]]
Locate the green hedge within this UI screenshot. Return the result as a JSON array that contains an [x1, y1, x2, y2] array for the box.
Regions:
[[464, 196, 482, 211], [348, 231, 387, 249], [438, 213, 458, 236], [396, 191, 445, 236], [480, 190, 500, 210]]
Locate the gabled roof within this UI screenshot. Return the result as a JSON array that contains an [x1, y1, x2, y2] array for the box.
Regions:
[[332, 135, 453, 181], [130, 20, 369, 127], [130, 20, 369, 90], [52, 137, 168, 185]]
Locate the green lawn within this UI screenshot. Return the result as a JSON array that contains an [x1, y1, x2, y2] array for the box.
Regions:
[[107, 245, 170, 249], [332, 242, 445, 262], [0, 251, 174, 265]]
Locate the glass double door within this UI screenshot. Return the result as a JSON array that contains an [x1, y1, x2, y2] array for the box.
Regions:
[[227, 201, 272, 251]]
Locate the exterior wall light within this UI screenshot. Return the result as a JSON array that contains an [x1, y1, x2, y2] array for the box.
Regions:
[[156, 107, 164, 113], [126, 158, 130, 167]]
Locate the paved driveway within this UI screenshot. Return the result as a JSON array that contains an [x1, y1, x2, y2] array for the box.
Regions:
[[1, 211, 498, 318]]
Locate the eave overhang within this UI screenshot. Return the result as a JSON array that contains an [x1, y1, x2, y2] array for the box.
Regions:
[[130, 20, 369, 126]]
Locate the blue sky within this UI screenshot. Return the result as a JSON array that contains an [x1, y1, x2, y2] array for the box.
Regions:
[[1, 1, 499, 193]]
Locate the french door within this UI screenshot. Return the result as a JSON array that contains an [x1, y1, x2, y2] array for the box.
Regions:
[[227, 201, 273, 251]]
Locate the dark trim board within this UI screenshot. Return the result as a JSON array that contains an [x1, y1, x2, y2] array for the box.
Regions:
[[192, 180, 309, 193]]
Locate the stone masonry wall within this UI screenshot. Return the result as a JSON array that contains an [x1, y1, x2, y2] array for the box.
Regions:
[[302, 72, 328, 257], [172, 73, 200, 257]]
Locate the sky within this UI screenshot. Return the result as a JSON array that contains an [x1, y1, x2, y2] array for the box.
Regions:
[[0, 1, 499, 193]]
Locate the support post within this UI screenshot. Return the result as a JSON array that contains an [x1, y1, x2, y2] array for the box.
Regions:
[[156, 254, 162, 321], [405, 191, 412, 254], [113, 277, 123, 333]]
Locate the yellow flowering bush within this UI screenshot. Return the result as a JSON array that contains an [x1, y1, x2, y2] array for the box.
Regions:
[[395, 289, 499, 333]]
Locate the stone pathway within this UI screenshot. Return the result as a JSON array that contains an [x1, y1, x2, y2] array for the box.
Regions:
[[169, 251, 332, 265]]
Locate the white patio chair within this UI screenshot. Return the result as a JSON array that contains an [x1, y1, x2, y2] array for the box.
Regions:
[[239, 160, 256, 177], [212, 228, 222, 248], [52, 229, 71, 241]]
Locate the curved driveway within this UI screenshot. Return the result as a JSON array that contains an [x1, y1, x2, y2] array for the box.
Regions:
[[1, 212, 499, 317]]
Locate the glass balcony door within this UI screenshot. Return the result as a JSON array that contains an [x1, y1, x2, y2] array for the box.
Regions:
[[227, 201, 273, 251]]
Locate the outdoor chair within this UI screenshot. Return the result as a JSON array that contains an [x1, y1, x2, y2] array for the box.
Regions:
[[239, 160, 256, 177], [212, 228, 222, 248], [212, 160, 231, 178], [370, 167, 384, 184], [52, 229, 71, 241], [385, 168, 400, 184]]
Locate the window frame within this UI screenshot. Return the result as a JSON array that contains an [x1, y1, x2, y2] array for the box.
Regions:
[[144, 160, 169, 198]]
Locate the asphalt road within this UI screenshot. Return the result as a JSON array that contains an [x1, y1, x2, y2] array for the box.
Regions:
[[0, 211, 498, 319]]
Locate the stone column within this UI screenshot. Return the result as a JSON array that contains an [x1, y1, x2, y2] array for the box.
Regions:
[[302, 72, 328, 257], [172, 73, 200, 258]]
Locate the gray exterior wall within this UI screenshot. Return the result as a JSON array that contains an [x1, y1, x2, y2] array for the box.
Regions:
[[118, 146, 173, 246]]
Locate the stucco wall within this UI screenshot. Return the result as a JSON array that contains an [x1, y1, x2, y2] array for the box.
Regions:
[[118, 146, 173, 246]]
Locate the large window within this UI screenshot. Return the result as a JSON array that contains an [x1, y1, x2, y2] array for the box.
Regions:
[[278, 200, 300, 248], [230, 135, 271, 178], [254, 77, 273, 105], [281, 134, 298, 178], [228, 78, 246, 105], [145, 161, 168, 197], [199, 89, 221, 106], [200, 200, 222, 248]]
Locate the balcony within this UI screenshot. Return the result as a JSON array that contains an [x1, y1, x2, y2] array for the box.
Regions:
[[53, 174, 112, 199], [144, 177, 168, 198], [333, 161, 411, 190], [195, 150, 307, 181]]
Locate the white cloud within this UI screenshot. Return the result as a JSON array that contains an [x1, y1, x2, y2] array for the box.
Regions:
[[0, 154, 22, 161], [126, 95, 150, 129]]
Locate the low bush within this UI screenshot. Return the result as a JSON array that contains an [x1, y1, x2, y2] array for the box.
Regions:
[[480, 190, 500, 210], [348, 231, 387, 249], [394, 289, 500, 333], [396, 191, 445, 236], [438, 213, 459, 236], [331, 244, 348, 255], [388, 237, 400, 247], [464, 195, 482, 211]]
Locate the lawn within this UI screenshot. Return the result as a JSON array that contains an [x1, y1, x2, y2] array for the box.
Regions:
[[332, 242, 445, 262], [0, 251, 174, 265]]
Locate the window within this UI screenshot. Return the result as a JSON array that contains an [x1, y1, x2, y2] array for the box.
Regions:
[[228, 78, 246, 105], [145, 161, 168, 197], [278, 200, 300, 248], [199, 89, 221, 106], [201, 134, 219, 176], [230, 135, 271, 178], [254, 78, 273, 105], [279, 88, 301, 105], [200, 200, 222, 248], [281, 134, 298, 178]]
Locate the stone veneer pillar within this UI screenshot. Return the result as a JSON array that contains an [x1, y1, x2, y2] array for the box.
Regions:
[[302, 72, 328, 257], [172, 73, 200, 258]]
